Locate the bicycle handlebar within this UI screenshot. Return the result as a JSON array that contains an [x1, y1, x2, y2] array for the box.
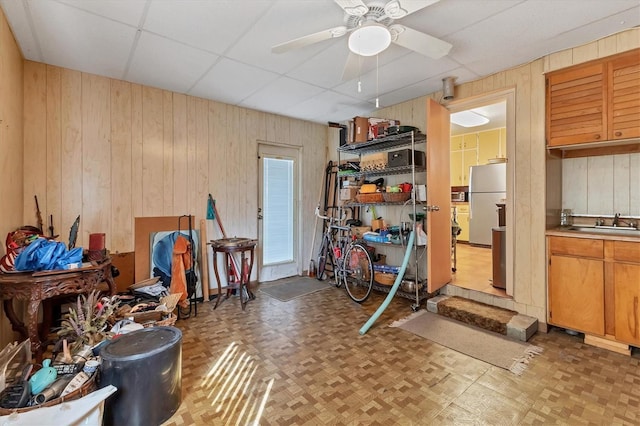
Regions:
[[315, 205, 347, 223]]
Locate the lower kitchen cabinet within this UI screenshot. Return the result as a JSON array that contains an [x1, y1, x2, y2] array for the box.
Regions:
[[455, 205, 469, 242], [612, 241, 640, 346], [548, 249, 605, 335], [547, 235, 640, 349]]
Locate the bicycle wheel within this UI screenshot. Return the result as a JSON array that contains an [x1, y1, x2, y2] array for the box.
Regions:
[[316, 235, 335, 283], [342, 243, 373, 303]]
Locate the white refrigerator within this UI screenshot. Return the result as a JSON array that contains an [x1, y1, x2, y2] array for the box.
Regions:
[[469, 163, 506, 246]]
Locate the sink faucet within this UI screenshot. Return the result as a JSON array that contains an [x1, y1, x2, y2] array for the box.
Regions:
[[613, 213, 620, 227]]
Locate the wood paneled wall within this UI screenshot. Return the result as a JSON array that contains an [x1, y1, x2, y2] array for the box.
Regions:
[[22, 62, 328, 261], [373, 28, 639, 324], [0, 8, 24, 346]]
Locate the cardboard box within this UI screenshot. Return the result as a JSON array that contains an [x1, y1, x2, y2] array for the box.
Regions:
[[340, 187, 359, 201], [351, 116, 369, 143], [371, 219, 386, 232], [350, 226, 371, 238]]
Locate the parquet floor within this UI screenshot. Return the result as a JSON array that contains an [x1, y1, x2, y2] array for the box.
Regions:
[[162, 280, 639, 425]]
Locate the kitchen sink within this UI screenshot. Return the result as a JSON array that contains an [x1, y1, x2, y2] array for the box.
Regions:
[[567, 225, 640, 237]]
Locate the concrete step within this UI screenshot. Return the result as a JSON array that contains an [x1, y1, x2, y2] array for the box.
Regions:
[[426, 295, 538, 342]]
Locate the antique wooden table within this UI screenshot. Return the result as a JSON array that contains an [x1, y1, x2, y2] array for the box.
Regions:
[[210, 238, 257, 310], [0, 259, 116, 358]]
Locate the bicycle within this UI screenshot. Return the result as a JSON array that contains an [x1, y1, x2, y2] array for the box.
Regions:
[[315, 207, 374, 303]]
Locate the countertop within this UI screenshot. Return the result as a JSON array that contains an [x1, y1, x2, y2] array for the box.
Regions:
[[546, 226, 640, 242]]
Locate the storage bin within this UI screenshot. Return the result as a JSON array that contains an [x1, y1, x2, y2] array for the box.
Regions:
[[100, 326, 182, 426], [388, 149, 426, 168]]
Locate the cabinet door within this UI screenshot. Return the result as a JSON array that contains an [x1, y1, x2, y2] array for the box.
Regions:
[[462, 133, 477, 149], [546, 61, 607, 146], [450, 135, 463, 151], [614, 263, 640, 345], [478, 129, 501, 165], [461, 149, 477, 185], [456, 211, 469, 242], [450, 150, 463, 186], [548, 254, 605, 335], [608, 50, 640, 140]]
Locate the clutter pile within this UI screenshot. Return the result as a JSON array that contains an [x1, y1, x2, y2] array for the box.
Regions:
[[0, 288, 181, 415]]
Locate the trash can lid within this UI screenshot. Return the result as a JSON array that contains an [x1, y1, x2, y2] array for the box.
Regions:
[[101, 326, 182, 361]]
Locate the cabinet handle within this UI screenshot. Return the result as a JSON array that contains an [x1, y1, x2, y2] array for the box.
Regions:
[[594, 134, 601, 139], [615, 131, 622, 137]]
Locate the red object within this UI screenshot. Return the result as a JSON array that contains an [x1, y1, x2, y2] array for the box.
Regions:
[[89, 233, 105, 251]]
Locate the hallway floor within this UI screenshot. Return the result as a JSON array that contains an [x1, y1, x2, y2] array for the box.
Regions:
[[451, 242, 507, 297], [163, 279, 639, 425]]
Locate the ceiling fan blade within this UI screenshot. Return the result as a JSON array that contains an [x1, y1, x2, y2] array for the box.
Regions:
[[334, 0, 369, 16], [389, 24, 452, 59], [384, 0, 440, 19], [272, 26, 348, 54]]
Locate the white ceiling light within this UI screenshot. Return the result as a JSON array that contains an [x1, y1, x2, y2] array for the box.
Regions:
[[348, 23, 392, 57], [450, 110, 490, 127]]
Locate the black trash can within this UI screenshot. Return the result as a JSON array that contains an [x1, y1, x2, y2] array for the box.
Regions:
[[100, 326, 182, 426]]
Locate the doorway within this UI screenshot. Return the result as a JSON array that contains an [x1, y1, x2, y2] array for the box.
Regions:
[[257, 143, 301, 282], [448, 89, 515, 297]]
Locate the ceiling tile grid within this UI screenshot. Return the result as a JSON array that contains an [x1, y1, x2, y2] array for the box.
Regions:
[[1, 0, 638, 124]]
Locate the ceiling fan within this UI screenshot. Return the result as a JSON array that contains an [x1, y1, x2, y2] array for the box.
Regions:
[[272, 0, 452, 79]]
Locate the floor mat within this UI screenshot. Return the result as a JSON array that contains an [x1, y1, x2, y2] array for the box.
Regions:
[[391, 310, 543, 375], [259, 276, 331, 302]]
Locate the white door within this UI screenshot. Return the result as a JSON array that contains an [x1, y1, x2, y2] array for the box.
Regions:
[[257, 144, 301, 282]]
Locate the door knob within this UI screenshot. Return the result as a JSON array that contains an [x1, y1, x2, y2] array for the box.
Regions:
[[426, 205, 440, 212]]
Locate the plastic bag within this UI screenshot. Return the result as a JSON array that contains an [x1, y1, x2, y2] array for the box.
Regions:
[[14, 238, 82, 271]]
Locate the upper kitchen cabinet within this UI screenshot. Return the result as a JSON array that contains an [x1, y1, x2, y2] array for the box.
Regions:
[[546, 48, 640, 149], [608, 51, 640, 141]]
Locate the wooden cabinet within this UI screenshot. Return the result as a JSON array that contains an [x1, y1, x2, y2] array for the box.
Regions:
[[461, 149, 477, 185], [478, 129, 501, 165], [451, 129, 505, 186], [455, 204, 469, 242], [546, 48, 640, 147], [450, 133, 477, 186], [548, 236, 605, 335], [547, 235, 640, 348], [450, 150, 463, 186], [611, 241, 640, 346], [608, 52, 640, 140]]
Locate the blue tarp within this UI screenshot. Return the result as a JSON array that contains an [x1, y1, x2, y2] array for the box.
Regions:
[[14, 238, 83, 271]]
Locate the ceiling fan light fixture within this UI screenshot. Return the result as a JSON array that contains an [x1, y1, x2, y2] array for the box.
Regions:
[[348, 23, 391, 56], [450, 110, 490, 128]]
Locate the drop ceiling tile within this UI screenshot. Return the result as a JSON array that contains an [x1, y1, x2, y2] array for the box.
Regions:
[[189, 58, 279, 105], [400, 0, 527, 39], [379, 66, 479, 107], [126, 32, 218, 94], [227, 0, 347, 74], [281, 90, 363, 123], [56, 0, 148, 27], [239, 76, 325, 115], [28, 0, 137, 77], [448, 0, 640, 67], [143, 0, 274, 54]]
